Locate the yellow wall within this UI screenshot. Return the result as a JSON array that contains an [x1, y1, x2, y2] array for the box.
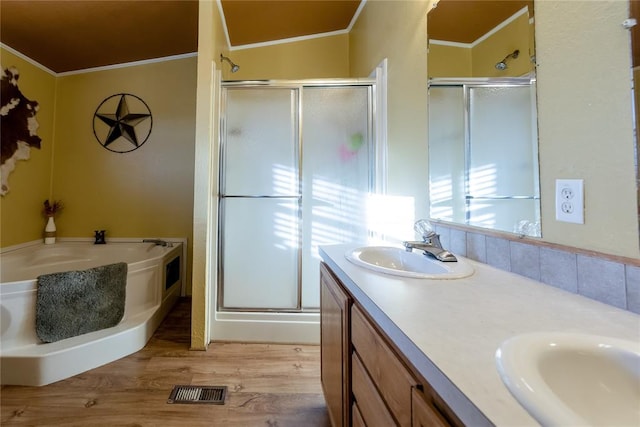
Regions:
[[222, 34, 349, 80], [1, 47, 198, 288], [0, 48, 56, 247], [428, 43, 472, 78], [350, 0, 431, 219], [53, 57, 197, 281]]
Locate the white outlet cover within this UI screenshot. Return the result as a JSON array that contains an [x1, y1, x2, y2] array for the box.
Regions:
[[555, 179, 584, 224]]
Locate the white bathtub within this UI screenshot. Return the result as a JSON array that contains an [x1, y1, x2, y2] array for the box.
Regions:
[[0, 240, 184, 386]]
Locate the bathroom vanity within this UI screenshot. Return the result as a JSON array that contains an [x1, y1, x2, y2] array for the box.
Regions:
[[319, 244, 640, 426], [321, 261, 457, 426]]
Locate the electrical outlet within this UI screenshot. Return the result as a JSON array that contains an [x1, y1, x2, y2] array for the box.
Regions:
[[556, 179, 584, 224]]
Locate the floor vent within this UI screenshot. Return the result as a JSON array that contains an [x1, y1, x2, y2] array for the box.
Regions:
[[167, 385, 227, 404]]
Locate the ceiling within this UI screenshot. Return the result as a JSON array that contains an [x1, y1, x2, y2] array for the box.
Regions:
[[428, 0, 532, 44], [0, 1, 199, 73], [1, 0, 534, 74], [221, 0, 361, 46]]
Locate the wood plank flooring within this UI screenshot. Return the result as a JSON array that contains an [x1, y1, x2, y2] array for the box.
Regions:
[[1, 298, 330, 426]]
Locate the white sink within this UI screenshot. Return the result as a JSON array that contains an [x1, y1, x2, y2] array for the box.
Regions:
[[345, 246, 473, 279], [496, 332, 640, 427]]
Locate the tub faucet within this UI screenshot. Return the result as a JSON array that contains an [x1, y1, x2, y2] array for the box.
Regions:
[[143, 239, 172, 247], [94, 230, 106, 245], [402, 220, 457, 262]]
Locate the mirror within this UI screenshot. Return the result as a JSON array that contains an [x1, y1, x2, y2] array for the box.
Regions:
[[630, 0, 640, 241], [426, 0, 541, 237]]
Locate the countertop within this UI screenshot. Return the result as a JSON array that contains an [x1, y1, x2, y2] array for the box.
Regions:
[[319, 243, 640, 426]]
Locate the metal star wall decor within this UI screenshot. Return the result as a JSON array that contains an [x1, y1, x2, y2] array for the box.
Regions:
[[93, 93, 152, 153]]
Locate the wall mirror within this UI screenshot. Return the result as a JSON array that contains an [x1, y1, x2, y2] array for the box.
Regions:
[[427, 0, 541, 237], [631, 0, 640, 241]]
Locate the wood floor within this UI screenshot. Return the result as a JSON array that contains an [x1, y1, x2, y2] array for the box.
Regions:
[[1, 298, 330, 426]]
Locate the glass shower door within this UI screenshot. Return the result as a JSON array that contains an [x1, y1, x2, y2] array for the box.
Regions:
[[219, 87, 300, 310], [218, 82, 374, 323], [301, 86, 372, 308]]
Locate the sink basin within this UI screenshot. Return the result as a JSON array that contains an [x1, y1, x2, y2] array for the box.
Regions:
[[496, 332, 640, 426], [345, 246, 473, 279]]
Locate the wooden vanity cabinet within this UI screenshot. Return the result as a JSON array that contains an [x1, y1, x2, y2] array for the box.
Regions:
[[320, 262, 351, 427], [320, 262, 461, 427]]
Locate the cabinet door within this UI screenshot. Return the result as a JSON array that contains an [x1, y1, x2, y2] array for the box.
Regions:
[[320, 262, 350, 427], [412, 388, 450, 427]]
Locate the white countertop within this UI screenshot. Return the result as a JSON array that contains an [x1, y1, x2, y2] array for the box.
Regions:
[[320, 244, 640, 426]]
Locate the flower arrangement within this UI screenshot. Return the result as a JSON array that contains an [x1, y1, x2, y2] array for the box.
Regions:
[[43, 199, 63, 217]]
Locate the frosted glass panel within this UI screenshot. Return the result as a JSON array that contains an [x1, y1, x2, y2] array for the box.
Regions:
[[221, 198, 299, 309], [428, 86, 466, 223], [223, 88, 298, 196], [469, 86, 535, 197], [301, 87, 371, 308]]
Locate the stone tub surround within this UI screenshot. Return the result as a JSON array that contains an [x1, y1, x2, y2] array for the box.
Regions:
[[320, 244, 640, 426], [433, 222, 640, 314]]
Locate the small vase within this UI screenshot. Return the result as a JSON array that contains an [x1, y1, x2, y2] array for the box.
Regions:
[[44, 216, 56, 244]]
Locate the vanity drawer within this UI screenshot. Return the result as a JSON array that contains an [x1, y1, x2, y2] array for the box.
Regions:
[[351, 304, 417, 427], [412, 387, 450, 427], [352, 351, 396, 426]]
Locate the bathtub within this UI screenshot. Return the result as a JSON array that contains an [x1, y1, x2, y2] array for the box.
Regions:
[[0, 239, 184, 386]]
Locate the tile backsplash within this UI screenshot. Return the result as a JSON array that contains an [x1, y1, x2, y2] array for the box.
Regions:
[[434, 223, 640, 314]]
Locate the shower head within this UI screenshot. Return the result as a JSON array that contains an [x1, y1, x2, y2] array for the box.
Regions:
[[495, 49, 520, 70], [220, 54, 240, 73]]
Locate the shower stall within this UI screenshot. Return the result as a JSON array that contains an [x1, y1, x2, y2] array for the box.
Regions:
[[214, 80, 376, 342], [428, 77, 540, 236]]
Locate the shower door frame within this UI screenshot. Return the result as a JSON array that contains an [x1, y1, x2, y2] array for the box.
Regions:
[[217, 79, 377, 315]]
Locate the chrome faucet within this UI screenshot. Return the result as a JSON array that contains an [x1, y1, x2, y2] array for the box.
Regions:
[[403, 220, 457, 262], [142, 239, 173, 247]]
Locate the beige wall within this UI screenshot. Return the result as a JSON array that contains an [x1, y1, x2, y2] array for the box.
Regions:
[[535, 0, 639, 257], [350, 0, 431, 218], [0, 48, 57, 247], [191, 0, 228, 350], [222, 34, 349, 80]]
